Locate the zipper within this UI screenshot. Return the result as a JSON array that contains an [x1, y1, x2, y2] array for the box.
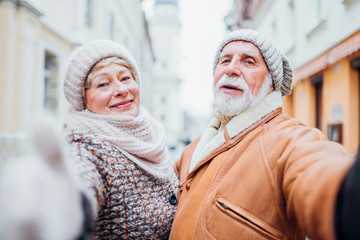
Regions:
[[216, 199, 283, 240]]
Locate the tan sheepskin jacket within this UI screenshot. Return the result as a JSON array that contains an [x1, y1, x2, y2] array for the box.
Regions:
[[169, 91, 354, 240]]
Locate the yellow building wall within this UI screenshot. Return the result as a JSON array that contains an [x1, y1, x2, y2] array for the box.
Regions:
[[348, 64, 360, 154], [0, 4, 72, 133], [283, 94, 293, 117], [292, 58, 359, 155], [323, 58, 359, 154], [1, 6, 27, 131], [13, 12, 37, 131], [323, 61, 347, 130], [292, 79, 316, 127], [348, 62, 360, 154], [10, 12, 22, 132], [0, 6, 14, 131]]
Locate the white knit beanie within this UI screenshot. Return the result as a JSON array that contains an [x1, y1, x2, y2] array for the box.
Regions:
[[63, 39, 141, 110], [213, 29, 293, 96]]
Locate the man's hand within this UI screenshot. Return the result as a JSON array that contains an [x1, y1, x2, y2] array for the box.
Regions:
[[335, 146, 360, 240]]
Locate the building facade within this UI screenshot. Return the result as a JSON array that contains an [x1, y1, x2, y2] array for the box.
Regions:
[[225, 0, 360, 154], [0, 0, 154, 160], [148, 0, 183, 152]]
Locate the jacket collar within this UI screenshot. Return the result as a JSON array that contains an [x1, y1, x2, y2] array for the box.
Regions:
[[189, 91, 283, 173]]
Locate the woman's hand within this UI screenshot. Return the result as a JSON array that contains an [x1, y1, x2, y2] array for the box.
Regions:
[[0, 116, 85, 240]]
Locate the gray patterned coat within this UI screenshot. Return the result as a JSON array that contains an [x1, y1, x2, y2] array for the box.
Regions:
[[67, 129, 179, 240]]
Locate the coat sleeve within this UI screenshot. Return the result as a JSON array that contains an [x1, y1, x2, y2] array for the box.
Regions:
[[335, 146, 360, 239], [174, 136, 201, 182], [70, 141, 105, 217], [278, 126, 354, 240]]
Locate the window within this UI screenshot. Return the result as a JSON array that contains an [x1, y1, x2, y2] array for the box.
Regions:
[[327, 124, 343, 144], [85, 0, 94, 28], [305, 0, 326, 37], [44, 51, 58, 113], [288, 0, 295, 48], [316, 0, 323, 20]]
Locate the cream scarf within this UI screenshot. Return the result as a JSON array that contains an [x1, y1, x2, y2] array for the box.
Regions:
[[189, 91, 283, 172], [64, 107, 171, 179]]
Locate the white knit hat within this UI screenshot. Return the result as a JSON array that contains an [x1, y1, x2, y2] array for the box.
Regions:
[[213, 29, 293, 96], [63, 39, 141, 110]]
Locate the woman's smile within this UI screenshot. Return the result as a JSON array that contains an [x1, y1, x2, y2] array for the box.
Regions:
[[111, 99, 133, 109]]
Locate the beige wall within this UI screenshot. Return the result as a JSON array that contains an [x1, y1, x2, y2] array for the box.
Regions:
[[0, 5, 69, 132], [290, 54, 360, 155], [348, 59, 360, 153], [326, 57, 359, 154], [0, 0, 154, 160], [0, 0, 149, 133], [282, 94, 293, 117], [0, 6, 10, 130], [0, 6, 41, 132], [324, 59, 348, 149]]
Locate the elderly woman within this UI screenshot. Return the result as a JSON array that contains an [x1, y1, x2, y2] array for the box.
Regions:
[[63, 40, 179, 239]]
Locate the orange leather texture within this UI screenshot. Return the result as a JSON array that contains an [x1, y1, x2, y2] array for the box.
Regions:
[[170, 111, 354, 240]]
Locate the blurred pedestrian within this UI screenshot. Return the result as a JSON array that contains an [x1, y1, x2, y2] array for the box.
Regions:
[[63, 39, 179, 239], [170, 29, 359, 240]]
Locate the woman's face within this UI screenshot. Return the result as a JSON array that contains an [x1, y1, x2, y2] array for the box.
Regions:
[[85, 63, 140, 117]]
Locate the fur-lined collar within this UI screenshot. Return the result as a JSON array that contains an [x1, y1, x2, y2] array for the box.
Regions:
[[189, 91, 283, 172]]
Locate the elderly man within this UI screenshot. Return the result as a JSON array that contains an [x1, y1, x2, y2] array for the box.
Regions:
[[169, 29, 359, 240]]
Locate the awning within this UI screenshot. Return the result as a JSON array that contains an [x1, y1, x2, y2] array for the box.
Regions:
[[295, 30, 360, 83]]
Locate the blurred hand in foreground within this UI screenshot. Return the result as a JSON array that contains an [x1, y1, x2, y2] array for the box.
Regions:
[[0, 116, 84, 240]]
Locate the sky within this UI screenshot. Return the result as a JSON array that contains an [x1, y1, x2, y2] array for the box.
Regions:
[[179, 0, 232, 115], [143, 0, 232, 116]]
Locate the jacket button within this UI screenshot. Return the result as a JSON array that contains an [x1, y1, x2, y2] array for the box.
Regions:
[[186, 183, 190, 190], [169, 195, 177, 205]]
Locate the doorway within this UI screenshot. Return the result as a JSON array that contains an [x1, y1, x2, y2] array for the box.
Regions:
[[311, 75, 323, 130]]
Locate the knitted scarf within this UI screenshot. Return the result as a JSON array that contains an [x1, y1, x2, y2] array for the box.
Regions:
[[64, 107, 171, 179]]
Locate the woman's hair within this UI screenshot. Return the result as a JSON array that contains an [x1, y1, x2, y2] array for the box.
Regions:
[[85, 57, 136, 90]]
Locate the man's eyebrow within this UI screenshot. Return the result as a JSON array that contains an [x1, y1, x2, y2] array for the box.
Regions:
[[220, 51, 259, 59], [219, 52, 232, 58], [243, 51, 258, 58]]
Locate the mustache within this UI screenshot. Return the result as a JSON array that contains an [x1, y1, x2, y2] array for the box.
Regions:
[[214, 75, 249, 92]]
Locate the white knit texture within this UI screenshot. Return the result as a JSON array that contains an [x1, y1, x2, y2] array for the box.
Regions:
[[64, 107, 171, 179]]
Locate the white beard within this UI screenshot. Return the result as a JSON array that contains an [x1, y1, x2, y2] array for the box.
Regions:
[[213, 73, 273, 116]]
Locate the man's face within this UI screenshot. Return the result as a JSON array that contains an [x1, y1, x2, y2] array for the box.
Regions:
[[213, 40, 272, 116]]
